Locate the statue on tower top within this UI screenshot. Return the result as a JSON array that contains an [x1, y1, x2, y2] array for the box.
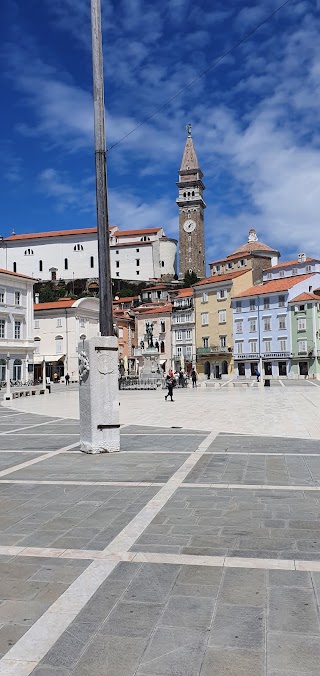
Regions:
[[186, 123, 192, 137]]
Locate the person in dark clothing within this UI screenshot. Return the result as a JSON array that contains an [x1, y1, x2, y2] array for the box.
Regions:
[[165, 374, 174, 401], [179, 370, 185, 388], [65, 373, 70, 386], [254, 368, 260, 383], [191, 368, 197, 388]]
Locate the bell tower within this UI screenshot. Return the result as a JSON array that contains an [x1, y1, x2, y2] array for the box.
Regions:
[[177, 125, 206, 278]]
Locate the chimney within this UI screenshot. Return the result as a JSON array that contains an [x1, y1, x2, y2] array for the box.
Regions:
[[34, 293, 40, 304], [298, 253, 306, 262]]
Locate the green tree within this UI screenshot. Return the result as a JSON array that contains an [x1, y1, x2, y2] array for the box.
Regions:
[[183, 271, 198, 287]]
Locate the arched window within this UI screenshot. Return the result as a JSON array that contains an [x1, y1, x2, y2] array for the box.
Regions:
[[34, 337, 41, 354], [39, 260, 43, 272], [24, 248, 34, 256], [55, 335, 63, 354], [222, 360, 228, 375], [90, 256, 94, 268], [140, 236, 150, 242], [0, 359, 6, 381], [64, 258, 68, 270], [204, 361, 211, 379], [74, 244, 84, 251], [13, 359, 22, 381]]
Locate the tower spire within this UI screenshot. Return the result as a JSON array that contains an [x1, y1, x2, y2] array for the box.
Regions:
[[180, 124, 199, 172]]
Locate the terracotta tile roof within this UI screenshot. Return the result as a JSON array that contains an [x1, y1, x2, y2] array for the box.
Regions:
[[5, 228, 99, 241], [174, 287, 193, 297], [34, 299, 75, 311], [113, 296, 139, 303], [264, 257, 319, 271], [209, 252, 252, 266], [0, 268, 35, 281], [289, 292, 320, 302], [232, 240, 279, 254], [135, 304, 172, 315], [114, 228, 161, 237], [193, 270, 249, 287], [111, 241, 152, 248], [142, 285, 169, 292], [234, 273, 314, 298], [4, 226, 160, 242]]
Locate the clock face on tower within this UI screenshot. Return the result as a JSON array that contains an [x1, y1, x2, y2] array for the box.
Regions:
[[183, 219, 196, 233]]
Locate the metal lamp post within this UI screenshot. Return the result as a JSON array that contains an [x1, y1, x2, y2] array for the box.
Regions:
[[6, 353, 11, 399], [91, 0, 113, 336], [78, 0, 120, 453]]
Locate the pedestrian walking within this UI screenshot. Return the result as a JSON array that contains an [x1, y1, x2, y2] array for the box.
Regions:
[[191, 368, 197, 388], [254, 368, 260, 383], [165, 374, 175, 402], [53, 372, 58, 384], [65, 373, 70, 386], [178, 369, 185, 388]]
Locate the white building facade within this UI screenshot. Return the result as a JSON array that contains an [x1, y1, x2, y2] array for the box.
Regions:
[[0, 227, 177, 283], [0, 269, 35, 383], [170, 288, 196, 372], [33, 297, 99, 382]]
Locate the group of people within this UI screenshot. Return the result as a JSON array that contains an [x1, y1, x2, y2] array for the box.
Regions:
[[164, 368, 198, 402], [53, 372, 70, 385]]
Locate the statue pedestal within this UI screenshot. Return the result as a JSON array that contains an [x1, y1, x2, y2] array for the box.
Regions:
[[141, 347, 160, 379]]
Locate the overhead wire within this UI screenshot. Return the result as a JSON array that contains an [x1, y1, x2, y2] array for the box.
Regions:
[[107, 0, 292, 152]]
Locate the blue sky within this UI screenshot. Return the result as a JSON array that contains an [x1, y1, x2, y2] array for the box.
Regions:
[[1, 0, 320, 270]]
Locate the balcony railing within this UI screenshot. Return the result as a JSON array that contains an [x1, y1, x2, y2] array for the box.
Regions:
[[234, 352, 291, 360], [234, 353, 259, 360], [196, 346, 230, 356], [172, 301, 193, 311], [261, 351, 291, 358]]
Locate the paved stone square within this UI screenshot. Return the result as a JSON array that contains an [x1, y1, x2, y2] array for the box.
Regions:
[[0, 389, 320, 675]]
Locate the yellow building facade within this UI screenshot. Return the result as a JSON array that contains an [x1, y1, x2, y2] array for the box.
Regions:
[[194, 269, 253, 379]]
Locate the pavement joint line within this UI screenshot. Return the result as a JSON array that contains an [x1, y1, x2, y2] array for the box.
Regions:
[[181, 482, 320, 490], [0, 441, 80, 479], [0, 479, 165, 487], [0, 411, 29, 419], [1, 544, 320, 572], [0, 428, 217, 675], [0, 450, 51, 454], [103, 430, 219, 555], [0, 417, 65, 436], [121, 433, 208, 436], [1, 433, 80, 437], [205, 451, 320, 456]]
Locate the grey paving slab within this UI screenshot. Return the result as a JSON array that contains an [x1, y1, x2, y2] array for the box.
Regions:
[[207, 432, 320, 454], [0, 452, 43, 469], [0, 554, 90, 658], [136, 626, 207, 676], [70, 634, 148, 676], [267, 632, 320, 674], [135, 487, 320, 558], [122, 425, 209, 435], [185, 453, 320, 485], [8, 452, 187, 482], [209, 604, 265, 649], [268, 586, 320, 633], [0, 435, 78, 451], [200, 648, 264, 676], [0, 484, 159, 549]]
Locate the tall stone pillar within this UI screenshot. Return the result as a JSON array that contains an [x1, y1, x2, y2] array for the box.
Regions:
[[79, 336, 120, 453]]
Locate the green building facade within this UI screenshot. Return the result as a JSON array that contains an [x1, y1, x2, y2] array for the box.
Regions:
[[289, 293, 320, 378]]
